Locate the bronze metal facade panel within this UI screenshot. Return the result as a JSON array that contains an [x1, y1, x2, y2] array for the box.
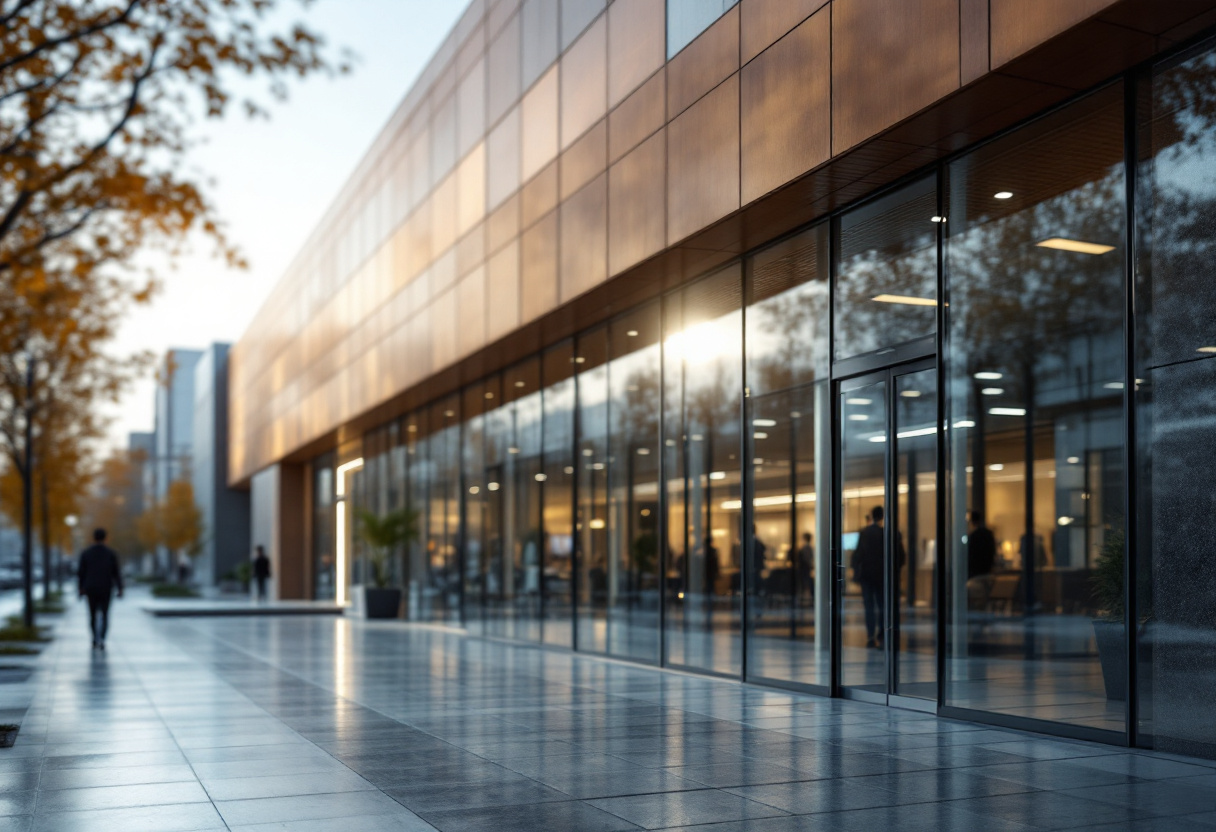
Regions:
[[740, 8, 830, 204], [559, 14, 607, 149], [521, 65, 560, 182], [487, 240, 521, 340], [560, 119, 607, 200], [608, 69, 664, 163], [607, 0, 666, 107], [521, 159, 559, 229], [608, 128, 665, 274], [667, 5, 739, 120], [487, 12, 521, 126], [487, 193, 520, 255], [960, 0, 990, 85], [520, 210, 559, 322], [456, 266, 487, 357], [559, 173, 608, 301], [990, 0, 1119, 69], [740, 0, 828, 65], [667, 74, 740, 245], [487, 106, 521, 210], [831, 0, 960, 153]]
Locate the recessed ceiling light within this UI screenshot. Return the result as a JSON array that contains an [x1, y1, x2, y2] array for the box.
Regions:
[[709, 471, 727, 481], [994, 191, 1013, 199], [974, 371, 1003, 381], [534, 473, 547, 482], [1036, 237, 1115, 255], [514, 380, 526, 387], [981, 387, 1004, 396], [1198, 346, 1216, 354], [626, 330, 639, 337], [930, 216, 946, 223], [872, 294, 937, 307], [1058, 516, 1074, 526], [846, 397, 872, 406], [753, 419, 777, 427], [753, 432, 768, 440], [848, 414, 869, 421], [485, 392, 494, 399], [1067, 456, 1080, 464], [636, 448, 650, 455], [900, 390, 922, 398], [989, 407, 1027, 416], [989, 463, 1005, 471], [444, 410, 455, 417], [1103, 381, 1124, 390], [954, 420, 976, 429]]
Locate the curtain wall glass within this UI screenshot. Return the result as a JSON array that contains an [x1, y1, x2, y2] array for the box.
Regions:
[[744, 224, 832, 687], [944, 85, 1127, 732], [541, 342, 576, 647], [1136, 42, 1216, 757], [664, 265, 744, 675]]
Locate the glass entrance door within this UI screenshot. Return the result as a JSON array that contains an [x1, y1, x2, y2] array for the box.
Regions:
[[837, 363, 939, 705]]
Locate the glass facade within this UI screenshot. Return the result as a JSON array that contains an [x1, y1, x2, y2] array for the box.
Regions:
[[666, 0, 737, 58], [308, 43, 1216, 757]]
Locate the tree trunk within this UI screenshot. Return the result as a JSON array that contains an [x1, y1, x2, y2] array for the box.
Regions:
[[40, 465, 50, 601]]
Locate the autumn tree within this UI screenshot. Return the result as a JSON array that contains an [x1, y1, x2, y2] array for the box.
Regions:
[[81, 447, 148, 564], [0, 1, 343, 624]]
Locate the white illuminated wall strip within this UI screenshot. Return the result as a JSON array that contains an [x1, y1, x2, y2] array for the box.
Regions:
[[335, 458, 364, 605]]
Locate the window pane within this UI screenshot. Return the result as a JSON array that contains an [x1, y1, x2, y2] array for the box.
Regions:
[[834, 177, 937, 361], [666, 0, 736, 58], [1136, 44, 1216, 757], [576, 327, 610, 652], [945, 86, 1126, 732], [542, 342, 576, 647], [664, 265, 743, 675], [745, 224, 831, 687]]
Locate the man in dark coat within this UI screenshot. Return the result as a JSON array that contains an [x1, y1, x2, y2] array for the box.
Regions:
[[253, 545, 271, 600], [78, 528, 123, 650], [967, 511, 997, 579], [850, 506, 905, 649]]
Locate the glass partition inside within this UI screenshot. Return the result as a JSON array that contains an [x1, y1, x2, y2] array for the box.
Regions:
[[945, 85, 1126, 732], [664, 266, 743, 675], [575, 327, 609, 653], [542, 342, 576, 647]]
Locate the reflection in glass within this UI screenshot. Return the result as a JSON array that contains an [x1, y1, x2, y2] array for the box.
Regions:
[[312, 452, 336, 600], [542, 343, 576, 647], [895, 369, 937, 700], [666, 0, 737, 58], [427, 401, 462, 623], [839, 380, 887, 692], [745, 225, 831, 687], [1137, 44, 1216, 756], [576, 327, 609, 653], [945, 86, 1126, 731], [462, 384, 488, 635], [506, 360, 544, 642], [664, 267, 743, 675], [835, 177, 937, 360]]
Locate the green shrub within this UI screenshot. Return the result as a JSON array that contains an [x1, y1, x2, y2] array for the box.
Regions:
[[0, 624, 51, 642], [150, 583, 200, 598], [0, 645, 38, 655]]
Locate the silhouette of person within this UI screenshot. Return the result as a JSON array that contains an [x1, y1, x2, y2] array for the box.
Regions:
[[967, 511, 997, 578], [796, 532, 814, 604], [78, 528, 123, 650], [254, 545, 271, 600], [702, 536, 720, 595], [851, 506, 905, 648]]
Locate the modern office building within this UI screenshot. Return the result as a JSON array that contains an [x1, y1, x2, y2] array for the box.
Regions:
[[230, 0, 1216, 760], [192, 344, 251, 586], [153, 348, 203, 501]]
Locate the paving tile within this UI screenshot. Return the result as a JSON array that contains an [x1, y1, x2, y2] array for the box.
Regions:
[[421, 799, 642, 832], [30, 802, 226, 832], [589, 789, 789, 829], [202, 769, 376, 801], [37, 763, 198, 790], [215, 789, 408, 826], [35, 780, 210, 813], [229, 811, 439, 832]]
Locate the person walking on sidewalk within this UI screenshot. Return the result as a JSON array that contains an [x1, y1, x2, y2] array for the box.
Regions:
[[78, 528, 123, 650], [253, 545, 271, 601]]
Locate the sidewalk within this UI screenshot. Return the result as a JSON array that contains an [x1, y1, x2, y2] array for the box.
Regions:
[[0, 592, 1214, 831]]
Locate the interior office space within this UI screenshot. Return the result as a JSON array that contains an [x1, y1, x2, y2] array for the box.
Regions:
[[230, 0, 1216, 762]]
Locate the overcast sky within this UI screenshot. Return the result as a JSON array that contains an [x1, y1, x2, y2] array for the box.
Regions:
[[107, 0, 467, 449]]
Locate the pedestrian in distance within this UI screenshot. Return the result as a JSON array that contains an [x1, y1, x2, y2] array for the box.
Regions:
[[78, 528, 123, 651], [253, 545, 271, 601], [850, 506, 905, 649]]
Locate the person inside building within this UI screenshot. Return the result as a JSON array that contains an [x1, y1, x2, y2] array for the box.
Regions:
[[254, 545, 271, 601], [78, 528, 123, 650]]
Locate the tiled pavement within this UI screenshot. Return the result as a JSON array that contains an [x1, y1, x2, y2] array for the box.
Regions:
[[1, 594, 1215, 831]]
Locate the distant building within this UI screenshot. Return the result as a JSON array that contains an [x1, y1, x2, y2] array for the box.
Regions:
[[153, 349, 202, 501], [192, 344, 250, 586], [127, 431, 154, 516]]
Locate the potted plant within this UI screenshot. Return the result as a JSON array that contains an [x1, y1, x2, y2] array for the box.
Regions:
[[355, 507, 419, 619], [1090, 527, 1133, 701]]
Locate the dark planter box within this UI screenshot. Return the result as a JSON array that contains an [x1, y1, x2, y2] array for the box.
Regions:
[[365, 588, 402, 619], [1093, 619, 1126, 701]]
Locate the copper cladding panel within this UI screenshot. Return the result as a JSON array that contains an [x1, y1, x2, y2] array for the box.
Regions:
[[487, 239, 521, 340], [559, 172, 608, 301], [608, 69, 665, 163], [831, 0, 960, 153], [521, 159, 559, 229], [559, 15, 607, 149], [960, 0, 990, 85], [560, 119, 607, 201], [740, 8, 830, 204], [609, 128, 666, 275], [456, 266, 487, 358], [520, 210, 559, 322], [990, 0, 1119, 69], [667, 74, 740, 245], [607, 0, 666, 107], [521, 65, 559, 182], [740, 0, 828, 64], [667, 5, 739, 120]]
